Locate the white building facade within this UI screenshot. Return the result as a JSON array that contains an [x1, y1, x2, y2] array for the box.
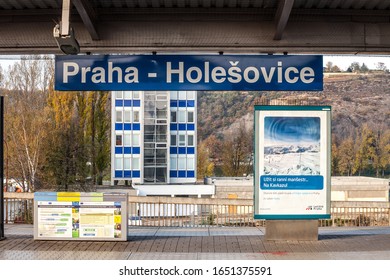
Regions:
[[111, 91, 197, 185]]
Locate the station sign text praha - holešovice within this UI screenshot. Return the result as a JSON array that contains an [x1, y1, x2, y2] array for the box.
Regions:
[[55, 55, 323, 91]]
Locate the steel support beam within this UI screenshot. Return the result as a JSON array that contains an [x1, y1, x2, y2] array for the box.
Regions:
[[274, 0, 294, 40], [72, 0, 99, 40], [60, 0, 71, 35], [0, 96, 5, 241]]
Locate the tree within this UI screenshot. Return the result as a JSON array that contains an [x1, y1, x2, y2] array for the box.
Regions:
[[45, 90, 110, 189], [376, 62, 388, 72], [360, 63, 369, 73], [331, 137, 339, 176], [85, 91, 110, 185], [220, 123, 253, 177], [353, 125, 377, 176], [197, 141, 215, 179], [4, 56, 53, 192], [325, 61, 333, 72], [377, 130, 390, 177], [331, 65, 341, 72], [338, 137, 355, 176], [0, 65, 3, 87], [349, 62, 361, 73], [203, 135, 222, 162], [45, 90, 82, 190]]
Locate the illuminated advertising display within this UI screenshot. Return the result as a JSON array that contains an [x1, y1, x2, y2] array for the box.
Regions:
[[254, 106, 331, 219], [34, 192, 127, 241]]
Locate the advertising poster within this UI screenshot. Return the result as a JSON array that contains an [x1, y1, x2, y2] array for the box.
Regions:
[[254, 106, 331, 219]]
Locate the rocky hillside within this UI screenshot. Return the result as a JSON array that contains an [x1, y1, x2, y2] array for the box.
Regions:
[[197, 73, 390, 141]]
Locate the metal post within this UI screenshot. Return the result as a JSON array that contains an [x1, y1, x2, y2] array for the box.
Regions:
[[1, 96, 5, 240], [61, 0, 71, 35]]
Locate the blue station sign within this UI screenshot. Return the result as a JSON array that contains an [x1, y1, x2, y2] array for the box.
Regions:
[[55, 54, 323, 91]]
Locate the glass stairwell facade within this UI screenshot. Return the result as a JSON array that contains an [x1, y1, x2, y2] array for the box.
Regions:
[[111, 91, 196, 185]]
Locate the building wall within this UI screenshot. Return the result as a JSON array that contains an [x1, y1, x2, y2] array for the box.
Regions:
[[112, 91, 142, 184], [111, 91, 196, 185], [169, 91, 196, 184]]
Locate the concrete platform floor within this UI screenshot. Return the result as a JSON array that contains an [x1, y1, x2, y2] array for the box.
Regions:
[[2, 224, 390, 260]]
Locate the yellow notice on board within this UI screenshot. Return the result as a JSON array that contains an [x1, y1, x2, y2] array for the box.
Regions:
[[57, 192, 81, 202], [114, 215, 121, 224]]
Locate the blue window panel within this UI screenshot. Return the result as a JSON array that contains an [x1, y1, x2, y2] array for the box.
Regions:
[[187, 124, 195, 131], [187, 171, 195, 178], [132, 147, 141, 154], [132, 123, 141, 130], [115, 100, 123, 107], [132, 170, 140, 178], [124, 171, 132, 178], [115, 171, 123, 178], [187, 147, 195, 154], [178, 147, 186, 154], [170, 123, 177, 130], [124, 123, 132, 130], [170, 147, 177, 154], [178, 124, 186, 130], [178, 100, 186, 107], [170, 171, 177, 178], [187, 100, 195, 107], [170, 100, 178, 107], [133, 100, 141, 107], [115, 123, 123, 130], [124, 147, 131, 154], [115, 147, 123, 154], [178, 171, 186, 178], [124, 100, 132, 106]]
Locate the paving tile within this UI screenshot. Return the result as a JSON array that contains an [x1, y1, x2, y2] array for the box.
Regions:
[[188, 236, 202, 252], [0, 250, 62, 260], [112, 241, 130, 252], [210, 227, 263, 236], [3, 224, 390, 260], [128, 227, 158, 236], [213, 236, 228, 253], [59, 251, 130, 260], [198, 253, 266, 260], [175, 236, 191, 253], [128, 252, 197, 260], [98, 242, 117, 252], [163, 237, 179, 252], [157, 227, 209, 237]]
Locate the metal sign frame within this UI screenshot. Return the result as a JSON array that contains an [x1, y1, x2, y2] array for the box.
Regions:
[[34, 192, 128, 241], [254, 105, 331, 220], [55, 54, 323, 91]]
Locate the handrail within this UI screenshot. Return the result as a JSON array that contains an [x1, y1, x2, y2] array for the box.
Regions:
[[3, 192, 390, 227], [5, 192, 389, 208]]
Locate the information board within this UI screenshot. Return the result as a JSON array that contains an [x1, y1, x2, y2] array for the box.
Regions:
[[34, 192, 127, 241], [254, 106, 331, 220]]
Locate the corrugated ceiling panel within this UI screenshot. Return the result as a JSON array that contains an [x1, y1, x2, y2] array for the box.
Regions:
[[0, 0, 389, 11]]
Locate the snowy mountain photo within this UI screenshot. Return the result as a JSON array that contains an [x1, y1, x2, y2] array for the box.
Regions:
[[263, 116, 321, 175]]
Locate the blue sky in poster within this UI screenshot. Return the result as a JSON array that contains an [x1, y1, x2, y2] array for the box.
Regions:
[[264, 117, 320, 145]]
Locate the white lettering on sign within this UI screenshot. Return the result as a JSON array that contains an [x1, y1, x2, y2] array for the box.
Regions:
[[165, 61, 315, 85], [61, 60, 316, 86], [63, 62, 139, 84], [63, 62, 79, 83], [166, 62, 183, 83], [300, 67, 315, 83], [227, 61, 242, 83]]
